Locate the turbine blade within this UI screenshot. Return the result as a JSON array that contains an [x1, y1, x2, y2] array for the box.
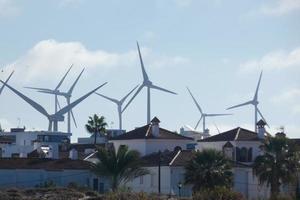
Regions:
[[55, 64, 73, 90], [55, 82, 107, 116], [195, 115, 203, 130], [136, 41, 149, 81], [150, 84, 177, 95], [0, 70, 14, 95], [122, 85, 144, 113], [24, 86, 53, 92], [68, 68, 85, 95], [227, 100, 253, 110], [0, 80, 49, 117], [257, 108, 270, 128], [206, 113, 232, 117], [253, 71, 263, 101], [37, 90, 57, 95], [187, 87, 203, 114], [70, 110, 78, 128], [120, 84, 139, 104], [95, 92, 119, 104]]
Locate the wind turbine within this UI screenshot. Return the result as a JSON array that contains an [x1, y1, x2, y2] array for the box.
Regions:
[[25, 65, 73, 114], [187, 87, 232, 133], [0, 71, 14, 95], [95, 85, 138, 130], [0, 80, 107, 132], [227, 71, 268, 133], [122, 42, 177, 124], [25, 68, 85, 133]]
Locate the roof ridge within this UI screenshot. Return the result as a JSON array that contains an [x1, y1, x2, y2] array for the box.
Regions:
[[169, 150, 181, 166]]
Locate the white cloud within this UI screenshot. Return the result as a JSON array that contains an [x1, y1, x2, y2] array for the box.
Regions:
[[3, 39, 137, 83], [3, 39, 189, 83], [271, 88, 300, 114], [0, 0, 20, 17], [240, 47, 300, 72], [260, 0, 300, 16]]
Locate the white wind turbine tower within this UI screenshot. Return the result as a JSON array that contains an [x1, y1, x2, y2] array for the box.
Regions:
[[25, 68, 85, 133], [95, 85, 138, 130], [122, 42, 177, 124], [227, 71, 268, 133], [0, 70, 14, 95], [1, 80, 107, 132], [187, 87, 232, 133]]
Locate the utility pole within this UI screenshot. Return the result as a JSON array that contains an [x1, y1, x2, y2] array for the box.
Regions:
[[158, 151, 161, 195]]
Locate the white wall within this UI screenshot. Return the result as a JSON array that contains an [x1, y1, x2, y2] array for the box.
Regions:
[[111, 140, 146, 155]]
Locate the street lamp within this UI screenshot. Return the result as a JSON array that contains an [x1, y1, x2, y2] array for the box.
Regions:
[[177, 181, 182, 197]]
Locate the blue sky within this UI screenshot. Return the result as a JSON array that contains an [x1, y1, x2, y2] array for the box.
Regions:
[[0, 0, 299, 141]]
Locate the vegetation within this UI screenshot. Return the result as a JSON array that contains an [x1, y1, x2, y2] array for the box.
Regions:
[[91, 145, 149, 191], [253, 135, 300, 199], [185, 149, 233, 191], [85, 114, 108, 144], [192, 186, 245, 200]]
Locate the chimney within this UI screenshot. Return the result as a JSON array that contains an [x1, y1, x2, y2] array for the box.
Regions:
[[256, 119, 266, 139], [151, 117, 160, 137], [69, 148, 78, 160]]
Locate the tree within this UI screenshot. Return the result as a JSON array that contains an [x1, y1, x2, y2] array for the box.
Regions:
[[91, 145, 149, 191], [253, 135, 299, 198], [185, 149, 233, 192], [85, 114, 108, 145]]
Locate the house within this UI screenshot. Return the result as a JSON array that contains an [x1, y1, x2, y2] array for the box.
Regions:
[[110, 117, 194, 156], [126, 149, 193, 197], [0, 128, 71, 159], [196, 120, 270, 199]]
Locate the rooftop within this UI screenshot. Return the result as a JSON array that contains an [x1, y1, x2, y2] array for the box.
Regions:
[[198, 127, 259, 142], [110, 124, 193, 141]]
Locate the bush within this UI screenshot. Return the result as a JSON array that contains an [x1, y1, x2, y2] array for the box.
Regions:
[[269, 195, 294, 200], [193, 186, 245, 200]]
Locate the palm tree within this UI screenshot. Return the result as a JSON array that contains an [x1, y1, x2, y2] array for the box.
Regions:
[[91, 145, 149, 191], [0, 123, 3, 132], [85, 114, 108, 145], [185, 149, 233, 191], [253, 135, 299, 198]]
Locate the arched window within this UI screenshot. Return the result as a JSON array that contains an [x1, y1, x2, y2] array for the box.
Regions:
[[248, 147, 253, 162], [235, 147, 240, 161], [240, 147, 248, 162]]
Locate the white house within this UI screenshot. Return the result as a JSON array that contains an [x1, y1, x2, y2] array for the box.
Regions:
[[109, 117, 194, 156], [0, 127, 71, 159], [126, 149, 193, 197]]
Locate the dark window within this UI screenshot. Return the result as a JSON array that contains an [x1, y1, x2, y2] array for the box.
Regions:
[[93, 178, 98, 191], [240, 147, 247, 162], [235, 147, 240, 161], [248, 148, 253, 162]]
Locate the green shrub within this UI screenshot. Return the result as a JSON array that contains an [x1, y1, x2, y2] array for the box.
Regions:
[[193, 186, 245, 200], [269, 195, 294, 200]]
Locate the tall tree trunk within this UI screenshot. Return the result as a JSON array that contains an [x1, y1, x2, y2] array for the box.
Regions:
[[271, 181, 280, 199]]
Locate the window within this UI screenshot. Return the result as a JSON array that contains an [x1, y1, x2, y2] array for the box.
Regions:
[[240, 147, 248, 162], [99, 183, 104, 193], [93, 178, 98, 191], [248, 148, 252, 162], [140, 176, 144, 184]]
